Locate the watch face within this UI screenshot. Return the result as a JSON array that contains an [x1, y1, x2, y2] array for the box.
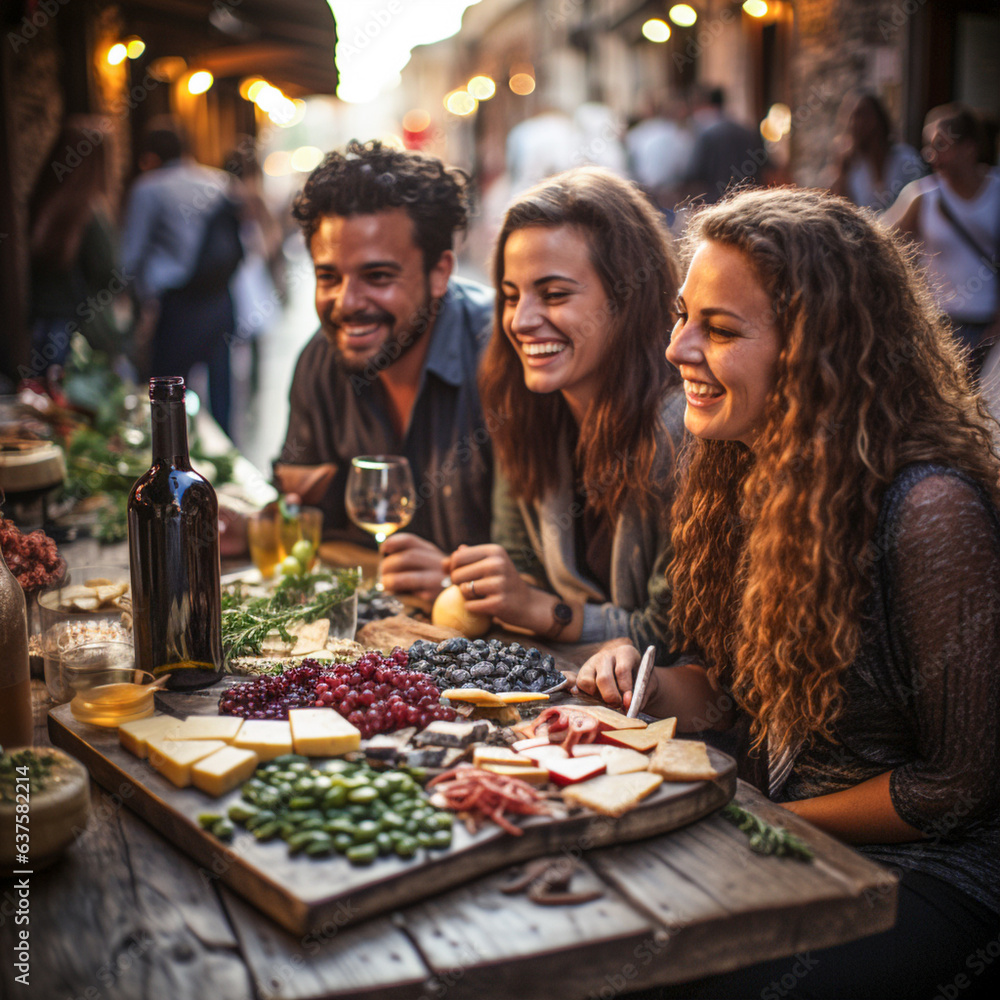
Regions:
[[553, 602, 573, 625]]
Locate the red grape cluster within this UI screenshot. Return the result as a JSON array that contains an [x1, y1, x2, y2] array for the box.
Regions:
[[0, 516, 62, 590], [218, 649, 457, 738]]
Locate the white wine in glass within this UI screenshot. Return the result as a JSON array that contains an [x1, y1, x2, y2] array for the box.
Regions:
[[344, 455, 415, 591]]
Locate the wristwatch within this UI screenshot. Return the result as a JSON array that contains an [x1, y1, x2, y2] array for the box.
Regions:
[[549, 601, 573, 639]]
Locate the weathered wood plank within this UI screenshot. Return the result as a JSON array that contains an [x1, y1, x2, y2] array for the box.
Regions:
[[586, 780, 898, 987], [394, 858, 659, 1000], [221, 885, 429, 1000], [0, 782, 252, 1000]]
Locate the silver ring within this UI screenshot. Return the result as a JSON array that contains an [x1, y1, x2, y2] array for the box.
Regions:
[[467, 580, 478, 599]]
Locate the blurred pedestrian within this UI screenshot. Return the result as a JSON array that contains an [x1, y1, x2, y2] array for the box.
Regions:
[[27, 116, 125, 378], [224, 141, 287, 394], [683, 86, 770, 204], [887, 103, 999, 377], [626, 95, 694, 210], [121, 116, 243, 434], [830, 91, 925, 212]]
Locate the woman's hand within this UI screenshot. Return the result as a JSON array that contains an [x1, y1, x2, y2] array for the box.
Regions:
[[379, 534, 447, 602], [575, 639, 649, 712], [445, 543, 543, 632]]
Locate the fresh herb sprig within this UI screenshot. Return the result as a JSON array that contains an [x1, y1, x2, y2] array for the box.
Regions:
[[722, 802, 814, 861], [221, 567, 361, 662]]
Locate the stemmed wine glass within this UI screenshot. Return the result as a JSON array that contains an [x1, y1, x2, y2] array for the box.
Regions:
[[344, 455, 416, 591]]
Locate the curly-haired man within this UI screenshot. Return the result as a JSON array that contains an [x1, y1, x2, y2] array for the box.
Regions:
[[275, 141, 494, 600]]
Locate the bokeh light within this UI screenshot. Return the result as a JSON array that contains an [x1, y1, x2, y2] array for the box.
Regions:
[[641, 19, 671, 43], [402, 109, 431, 132], [743, 1, 769, 17], [186, 70, 214, 95], [508, 73, 535, 96], [445, 89, 477, 116], [668, 5, 698, 27], [125, 37, 145, 59], [467, 75, 496, 100], [107, 43, 127, 66]]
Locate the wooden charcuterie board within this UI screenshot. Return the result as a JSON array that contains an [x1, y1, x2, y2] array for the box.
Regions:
[[48, 695, 735, 936]]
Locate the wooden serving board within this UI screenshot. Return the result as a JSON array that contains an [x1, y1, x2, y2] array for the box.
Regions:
[[49, 695, 736, 936]]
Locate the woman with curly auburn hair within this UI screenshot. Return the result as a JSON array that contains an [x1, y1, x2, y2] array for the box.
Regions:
[[579, 187, 1000, 997], [444, 168, 685, 649]]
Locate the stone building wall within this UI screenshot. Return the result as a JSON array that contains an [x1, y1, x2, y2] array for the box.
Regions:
[[790, 0, 912, 187]]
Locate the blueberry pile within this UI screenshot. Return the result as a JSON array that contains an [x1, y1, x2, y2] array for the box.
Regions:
[[406, 637, 564, 693], [356, 590, 405, 628]]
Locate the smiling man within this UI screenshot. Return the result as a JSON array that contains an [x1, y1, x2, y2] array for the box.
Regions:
[[275, 140, 494, 599]]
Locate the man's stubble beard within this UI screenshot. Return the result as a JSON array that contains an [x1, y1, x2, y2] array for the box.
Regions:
[[324, 280, 439, 374]]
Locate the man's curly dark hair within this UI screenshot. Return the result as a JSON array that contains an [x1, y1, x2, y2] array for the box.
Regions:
[[292, 139, 471, 272]]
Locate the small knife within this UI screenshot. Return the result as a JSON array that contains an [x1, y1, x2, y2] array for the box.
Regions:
[[627, 645, 656, 719]]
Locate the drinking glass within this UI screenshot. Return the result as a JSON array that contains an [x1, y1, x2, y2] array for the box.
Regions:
[[344, 455, 415, 591]]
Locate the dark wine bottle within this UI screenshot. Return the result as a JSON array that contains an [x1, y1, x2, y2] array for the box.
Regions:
[[128, 377, 222, 689]]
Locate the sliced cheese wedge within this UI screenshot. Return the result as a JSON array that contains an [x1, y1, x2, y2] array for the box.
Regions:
[[648, 739, 719, 781], [191, 746, 260, 797], [119, 715, 182, 759], [168, 716, 244, 742], [570, 744, 650, 774], [495, 691, 550, 704], [472, 746, 534, 767], [233, 720, 294, 761], [561, 771, 663, 817], [601, 717, 678, 752], [288, 708, 361, 756], [479, 763, 549, 784], [441, 688, 505, 706], [147, 738, 228, 788], [546, 756, 606, 786]]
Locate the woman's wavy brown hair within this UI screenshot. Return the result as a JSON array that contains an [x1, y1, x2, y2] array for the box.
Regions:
[[669, 187, 1000, 754], [479, 167, 680, 520]]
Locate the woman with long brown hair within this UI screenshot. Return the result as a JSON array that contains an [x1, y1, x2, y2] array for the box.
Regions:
[[579, 186, 1000, 996], [445, 167, 684, 649]]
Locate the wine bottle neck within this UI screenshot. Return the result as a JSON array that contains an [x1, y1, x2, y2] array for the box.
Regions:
[[150, 399, 191, 467]]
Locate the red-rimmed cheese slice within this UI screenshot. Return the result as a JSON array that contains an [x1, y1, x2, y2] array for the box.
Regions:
[[512, 736, 553, 753], [545, 756, 607, 787]]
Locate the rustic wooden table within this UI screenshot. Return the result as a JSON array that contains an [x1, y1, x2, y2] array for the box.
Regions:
[[4, 540, 898, 1000]]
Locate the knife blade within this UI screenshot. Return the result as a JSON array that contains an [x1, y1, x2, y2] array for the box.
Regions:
[[627, 644, 656, 719]]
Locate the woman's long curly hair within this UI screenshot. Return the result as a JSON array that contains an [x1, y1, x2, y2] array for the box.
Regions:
[[669, 187, 1000, 754], [479, 167, 680, 520]]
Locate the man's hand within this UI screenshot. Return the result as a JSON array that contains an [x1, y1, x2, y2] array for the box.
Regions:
[[574, 639, 645, 711], [273, 463, 337, 506], [380, 534, 447, 602]]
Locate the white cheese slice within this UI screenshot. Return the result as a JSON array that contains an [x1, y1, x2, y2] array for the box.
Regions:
[[288, 708, 360, 756], [146, 738, 228, 788], [118, 715, 182, 759], [191, 746, 260, 797], [233, 720, 294, 761], [168, 716, 244, 743]]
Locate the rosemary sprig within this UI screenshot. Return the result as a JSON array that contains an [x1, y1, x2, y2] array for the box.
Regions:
[[221, 567, 361, 662], [722, 802, 814, 861]]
